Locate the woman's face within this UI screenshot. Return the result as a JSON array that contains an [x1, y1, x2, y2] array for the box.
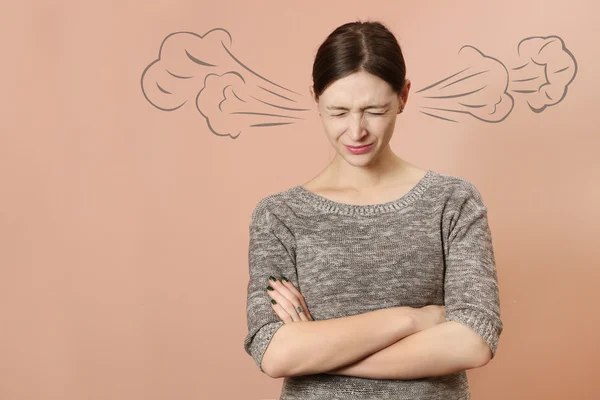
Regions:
[[312, 70, 410, 167]]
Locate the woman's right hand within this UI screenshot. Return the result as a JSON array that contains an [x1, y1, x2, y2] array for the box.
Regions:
[[409, 305, 446, 332]]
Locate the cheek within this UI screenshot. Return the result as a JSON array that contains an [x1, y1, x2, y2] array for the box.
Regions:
[[321, 126, 341, 143], [376, 117, 396, 131], [322, 121, 345, 136]]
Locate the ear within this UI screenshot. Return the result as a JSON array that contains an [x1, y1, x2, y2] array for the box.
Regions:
[[397, 79, 411, 113], [309, 85, 320, 113], [310, 86, 318, 102], [402, 79, 411, 106]]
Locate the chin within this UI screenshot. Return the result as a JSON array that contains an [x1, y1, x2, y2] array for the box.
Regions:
[[340, 152, 376, 166]]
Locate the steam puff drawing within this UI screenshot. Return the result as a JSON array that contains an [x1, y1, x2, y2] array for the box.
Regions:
[[415, 35, 577, 123], [140, 28, 311, 139], [141, 32, 577, 134]]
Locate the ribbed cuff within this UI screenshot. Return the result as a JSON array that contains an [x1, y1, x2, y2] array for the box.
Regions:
[[249, 321, 285, 373], [446, 308, 502, 359]]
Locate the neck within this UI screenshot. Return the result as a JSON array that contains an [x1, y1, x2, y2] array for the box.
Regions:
[[326, 145, 406, 190]]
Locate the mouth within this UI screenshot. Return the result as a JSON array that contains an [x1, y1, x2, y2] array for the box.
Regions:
[[345, 143, 373, 149], [345, 143, 374, 154]]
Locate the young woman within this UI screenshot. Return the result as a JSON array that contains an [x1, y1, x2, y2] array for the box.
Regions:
[[244, 19, 503, 400]]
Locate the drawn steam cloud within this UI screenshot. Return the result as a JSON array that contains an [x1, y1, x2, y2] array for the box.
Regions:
[[140, 28, 312, 139], [141, 31, 578, 135], [415, 36, 577, 123]]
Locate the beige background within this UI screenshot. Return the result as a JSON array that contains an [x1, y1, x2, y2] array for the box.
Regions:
[[1, 0, 599, 399]]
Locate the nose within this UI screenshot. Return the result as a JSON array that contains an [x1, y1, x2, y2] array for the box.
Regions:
[[347, 112, 368, 140]]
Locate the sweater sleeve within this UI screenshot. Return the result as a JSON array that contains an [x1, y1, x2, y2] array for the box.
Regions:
[[443, 182, 504, 360], [243, 198, 297, 373]]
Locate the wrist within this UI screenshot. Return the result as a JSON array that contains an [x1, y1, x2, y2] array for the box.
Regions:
[[389, 306, 419, 336]]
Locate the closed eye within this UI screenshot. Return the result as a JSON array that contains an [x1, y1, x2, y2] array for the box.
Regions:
[[331, 112, 385, 117]]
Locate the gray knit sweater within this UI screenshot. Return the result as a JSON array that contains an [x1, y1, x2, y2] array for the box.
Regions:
[[243, 169, 503, 400]]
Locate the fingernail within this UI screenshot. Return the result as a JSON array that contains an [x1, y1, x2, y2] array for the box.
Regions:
[[271, 299, 277, 304], [269, 276, 277, 282], [266, 286, 274, 291], [281, 276, 289, 282]]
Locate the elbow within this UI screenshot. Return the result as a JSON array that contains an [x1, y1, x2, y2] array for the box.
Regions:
[[262, 352, 289, 378], [258, 322, 306, 378], [260, 341, 287, 378], [260, 353, 282, 378], [262, 343, 304, 378], [261, 361, 281, 378], [445, 308, 501, 369], [472, 340, 493, 368], [261, 322, 304, 378], [247, 321, 288, 377]]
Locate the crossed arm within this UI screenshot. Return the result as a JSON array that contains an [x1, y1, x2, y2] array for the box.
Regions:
[[324, 318, 491, 380], [262, 306, 491, 379], [248, 192, 500, 379]]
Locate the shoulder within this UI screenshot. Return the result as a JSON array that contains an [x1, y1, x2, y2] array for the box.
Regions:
[[432, 171, 487, 209], [249, 188, 296, 229], [249, 190, 298, 247]]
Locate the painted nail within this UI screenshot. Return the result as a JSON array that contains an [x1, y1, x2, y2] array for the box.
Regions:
[[269, 276, 277, 282], [266, 286, 274, 291], [271, 299, 277, 304], [281, 276, 289, 282]]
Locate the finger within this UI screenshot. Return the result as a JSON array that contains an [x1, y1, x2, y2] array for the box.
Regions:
[[266, 284, 301, 322], [270, 300, 293, 323], [277, 283, 311, 322], [269, 278, 301, 307], [280, 279, 312, 321], [268, 278, 305, 322], [296, 304, 311, 322], [272, 283, 310, 322]]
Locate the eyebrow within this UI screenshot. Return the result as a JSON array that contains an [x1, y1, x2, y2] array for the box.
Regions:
[[326, 102, 390, 111]]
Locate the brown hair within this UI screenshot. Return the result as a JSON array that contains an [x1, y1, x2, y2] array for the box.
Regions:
[[311, 20, 407, 102]]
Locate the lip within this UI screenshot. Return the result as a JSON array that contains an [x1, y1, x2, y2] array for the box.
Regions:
[[345, 143, 374, 154]]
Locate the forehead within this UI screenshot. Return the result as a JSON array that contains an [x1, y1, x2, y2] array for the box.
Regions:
[[320, 71, 394, 107]]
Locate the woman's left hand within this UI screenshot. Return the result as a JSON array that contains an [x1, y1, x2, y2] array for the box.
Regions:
[[266, 276, 314, 323]]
